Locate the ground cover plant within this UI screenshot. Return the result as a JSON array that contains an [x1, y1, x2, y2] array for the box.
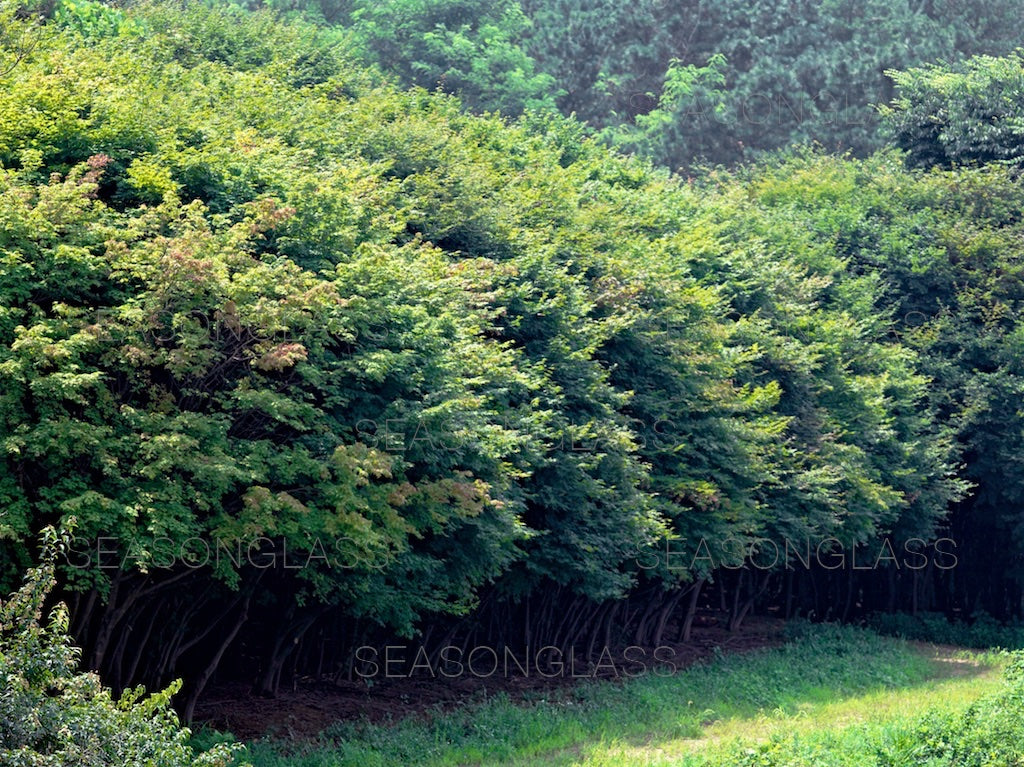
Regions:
[[219, 625, 1011, 766]]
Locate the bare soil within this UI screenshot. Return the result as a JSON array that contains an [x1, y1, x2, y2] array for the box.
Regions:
[[193, 613, 786, 740]]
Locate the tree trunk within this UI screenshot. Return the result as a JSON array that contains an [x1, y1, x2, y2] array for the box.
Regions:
[[680, 576, 706, 642], [182, 593, 251, 724]]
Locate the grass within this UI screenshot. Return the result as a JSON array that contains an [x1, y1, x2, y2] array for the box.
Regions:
[[575, 647, 1005, 766], [202, 623, 1015, 767]]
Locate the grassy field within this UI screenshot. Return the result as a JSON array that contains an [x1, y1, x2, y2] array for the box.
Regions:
[[202, 624, 1022, 767]]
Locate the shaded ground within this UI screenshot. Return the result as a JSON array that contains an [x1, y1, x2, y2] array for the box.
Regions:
[[194, 613, 785, 740]]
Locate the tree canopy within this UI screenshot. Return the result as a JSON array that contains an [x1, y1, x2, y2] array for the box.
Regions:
[[2, 0, 1024, 717]]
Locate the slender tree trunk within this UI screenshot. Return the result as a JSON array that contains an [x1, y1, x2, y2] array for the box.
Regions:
[[730, 571, 770, 632], [256, 607, 326, 696], [70, 588, 96, 639], [680, 576, 706, 642], [841, 567, 855, 622], [653, 589, 685, 646], [90, 569, 192, 671], [784, 569, 794, 620], [124, 603, 161, 686], [182, 593, 251, 724]]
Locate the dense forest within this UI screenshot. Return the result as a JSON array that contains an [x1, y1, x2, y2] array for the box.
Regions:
[[3, 0, 1024, 762]]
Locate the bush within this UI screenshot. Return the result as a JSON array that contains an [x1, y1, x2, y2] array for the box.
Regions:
[[867, 610, 1024, 649], [882, 50, 1024, 170], [0, 523, 245, 767]]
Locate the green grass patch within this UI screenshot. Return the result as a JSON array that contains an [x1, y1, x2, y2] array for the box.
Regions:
[[577, 654, 1005, 766], [214, 623, 1006, 767], [661, 652, 1023, 767]]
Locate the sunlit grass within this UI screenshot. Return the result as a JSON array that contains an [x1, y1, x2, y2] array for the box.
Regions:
[[218, 625, 1009, 767], [572, 653, 1003, 767]]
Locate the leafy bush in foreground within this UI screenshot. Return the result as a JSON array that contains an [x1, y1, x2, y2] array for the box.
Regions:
[[0, 524, 244, 766]]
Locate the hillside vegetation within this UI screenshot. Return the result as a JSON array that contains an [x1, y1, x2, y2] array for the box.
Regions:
[[2, 1, 1024, 760], [238, 0, 1024, 167]]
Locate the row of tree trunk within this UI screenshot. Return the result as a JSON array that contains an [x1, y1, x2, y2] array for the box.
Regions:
[[60, 553, 1009, 721]]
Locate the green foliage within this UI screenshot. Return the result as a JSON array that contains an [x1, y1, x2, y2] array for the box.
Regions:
[[5, 0, 1024, 722], [882, 50, 1024, 169], [648, 152, 971, 565], [242, 0, 559, 115], [0, 524, 244, 766], [705, 151, 1024, 604], [347, 0, 558, 115], [0, 3, 677, 620], [868, 610, 1024, 649], [195, 0, 1024, 165], [518, 0, 666, 120], [523, 0, 1024, 168], [598, 53, 729, 171], [52, 0, 136, 41], [2, 0, 1003, 624]]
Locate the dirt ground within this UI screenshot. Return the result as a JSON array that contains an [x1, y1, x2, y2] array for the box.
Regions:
[[193, 613, 786, 741]]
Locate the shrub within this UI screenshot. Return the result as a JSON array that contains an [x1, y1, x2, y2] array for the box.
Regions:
[[867, 610, 1024, 649], [882, 50, 1024, 170], [0, 523, 245, 767]]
